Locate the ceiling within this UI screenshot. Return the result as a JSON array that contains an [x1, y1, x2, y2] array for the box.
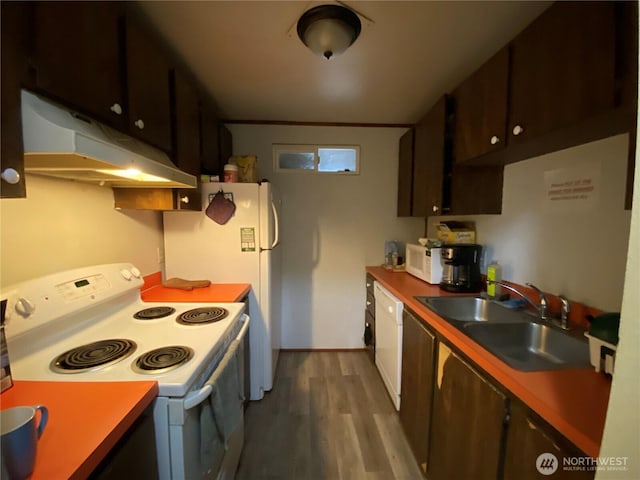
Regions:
[[136, 1, 552, 125]]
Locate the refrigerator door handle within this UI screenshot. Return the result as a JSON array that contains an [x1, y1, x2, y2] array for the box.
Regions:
[[270, 199, 280, 249]]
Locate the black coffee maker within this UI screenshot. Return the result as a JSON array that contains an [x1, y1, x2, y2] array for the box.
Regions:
[[439, 244, 482, 293]]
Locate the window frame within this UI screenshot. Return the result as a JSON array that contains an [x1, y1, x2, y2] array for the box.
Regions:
[[273, 144, 360, 174]]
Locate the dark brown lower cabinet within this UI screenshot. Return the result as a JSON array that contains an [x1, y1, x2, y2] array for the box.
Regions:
[[364, 310, 375, 363], [399, 309, 435, 474], [428, 343, 508, 480], [504, 400, 595, 480], [364, 274, 375, 363]]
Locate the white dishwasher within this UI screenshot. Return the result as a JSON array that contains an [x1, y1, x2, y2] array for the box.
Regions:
[[373, 281, 403, 410]]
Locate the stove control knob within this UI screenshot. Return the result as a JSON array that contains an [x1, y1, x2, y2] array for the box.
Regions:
[[15, 297, 35, 317], [130, 267, 141, 278], [120, 269, 133, 281]]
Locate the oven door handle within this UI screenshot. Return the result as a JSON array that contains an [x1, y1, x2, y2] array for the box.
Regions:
[[183, 385, 213, 410], [235, 314, 250, 341], [182, 315, 249, 411]]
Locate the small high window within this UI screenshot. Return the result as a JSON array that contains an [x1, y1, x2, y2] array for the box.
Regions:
[[273, 144, 360, 174]]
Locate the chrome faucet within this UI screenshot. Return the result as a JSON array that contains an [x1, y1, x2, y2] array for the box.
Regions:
[[486, 280, 549, 321], [559, 295, 571, 330]]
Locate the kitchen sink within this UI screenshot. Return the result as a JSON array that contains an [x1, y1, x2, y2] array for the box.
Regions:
[[462, 322, 591, 371], [415, 295, 531, 325], [415, 295, 591, 371]]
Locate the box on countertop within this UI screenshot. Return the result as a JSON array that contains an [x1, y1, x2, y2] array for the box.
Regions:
[[436, 221, 476, 244]]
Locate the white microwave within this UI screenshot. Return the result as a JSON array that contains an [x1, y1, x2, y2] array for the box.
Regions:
[[405, 244, 443, 284]]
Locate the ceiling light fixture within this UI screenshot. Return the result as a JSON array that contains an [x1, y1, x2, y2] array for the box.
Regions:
[[297, 4, 362, 60]]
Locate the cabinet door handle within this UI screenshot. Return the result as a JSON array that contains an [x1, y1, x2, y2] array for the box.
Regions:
[[512, 125, 524, 136], [180, 196, 189, 204], [110, 103, 123, 115], [366, 301, 371, 306], [1, 168, 20, 185], [490, 135, 500, 145], [432, 205, 439, 213], [134, 119, 145, 130]]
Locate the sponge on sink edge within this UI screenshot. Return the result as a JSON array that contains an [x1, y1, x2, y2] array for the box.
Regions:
[[499, 298, 528, 309]]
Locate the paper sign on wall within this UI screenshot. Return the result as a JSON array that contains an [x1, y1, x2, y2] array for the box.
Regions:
[[241, 227, 256, 252], [543, 163, 601, 212]]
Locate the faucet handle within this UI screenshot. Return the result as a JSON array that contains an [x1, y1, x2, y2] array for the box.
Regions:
[[526, 283, 548, 320], [559, 295, 571, 322]]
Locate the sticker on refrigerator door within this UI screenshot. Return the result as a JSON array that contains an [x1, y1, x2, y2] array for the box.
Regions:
[[240, 227, 256, 252]]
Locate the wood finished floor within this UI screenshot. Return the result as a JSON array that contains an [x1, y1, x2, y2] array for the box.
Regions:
[[236, 351, 423, 479]]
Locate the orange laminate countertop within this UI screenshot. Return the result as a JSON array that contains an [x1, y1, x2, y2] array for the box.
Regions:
[[141, 283, 251, 303], [367, 266, 611, 458], [0, 380, 158, 480]]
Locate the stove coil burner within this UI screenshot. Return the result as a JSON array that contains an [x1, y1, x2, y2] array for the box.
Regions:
[[177, 307, 229, 325], [133, 306, 176, 320], [132, 346, 194, 374], [51, 339, 137, 373]]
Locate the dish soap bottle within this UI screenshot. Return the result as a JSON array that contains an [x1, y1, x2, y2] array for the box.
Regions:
[[487, 261, 502, 298]]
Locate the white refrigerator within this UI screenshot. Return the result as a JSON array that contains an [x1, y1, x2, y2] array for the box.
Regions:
[[163, 182, 282, 401]]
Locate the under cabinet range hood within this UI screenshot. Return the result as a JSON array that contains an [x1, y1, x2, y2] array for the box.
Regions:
[[20, 90, 197, 188]]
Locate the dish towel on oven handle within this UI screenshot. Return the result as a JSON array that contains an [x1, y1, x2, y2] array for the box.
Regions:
[[200, 338, 244, 473]]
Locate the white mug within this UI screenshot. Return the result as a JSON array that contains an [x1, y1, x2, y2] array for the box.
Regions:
[[1, 405, 48, 480]]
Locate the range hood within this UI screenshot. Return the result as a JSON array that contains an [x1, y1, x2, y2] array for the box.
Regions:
[[21, 90, 197, 188]]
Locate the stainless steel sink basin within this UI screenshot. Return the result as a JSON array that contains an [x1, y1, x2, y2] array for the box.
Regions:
[[415, 295, 530, 325], [462, 322, 591, 371], [414, 295, 591, 371]]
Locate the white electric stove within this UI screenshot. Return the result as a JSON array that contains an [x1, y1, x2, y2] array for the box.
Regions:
[[1, 263, 248, 479]]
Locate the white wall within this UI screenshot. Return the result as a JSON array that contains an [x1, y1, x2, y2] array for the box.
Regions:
[[229, 124, 423, 348], [428, 134, 632, 312], [0, 174, 164, 288]]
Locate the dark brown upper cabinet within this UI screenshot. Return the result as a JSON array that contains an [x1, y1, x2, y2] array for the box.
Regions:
[[397, 128, 414, 216], [31, 1, 126, 131], [412, 96, 451, 217], [1, 2, 208, 208], [200, 106, 222, 176], [113, 69, 203, 212], [1, 1, 32, 198], [451, 1, 636, 209], [450, 164, 503, 215], [508, 1, 616, 144], [200, 104, 234, 179], [400, 96, 503, 218], [30, 3, 175, 154], [219, 124, 233, 168], [171, 70, 201, 176], [453, 47, 509, 164], [169, 69, 202, 211], [454, 1, 632, 167], [124, 16, 172, 153]]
